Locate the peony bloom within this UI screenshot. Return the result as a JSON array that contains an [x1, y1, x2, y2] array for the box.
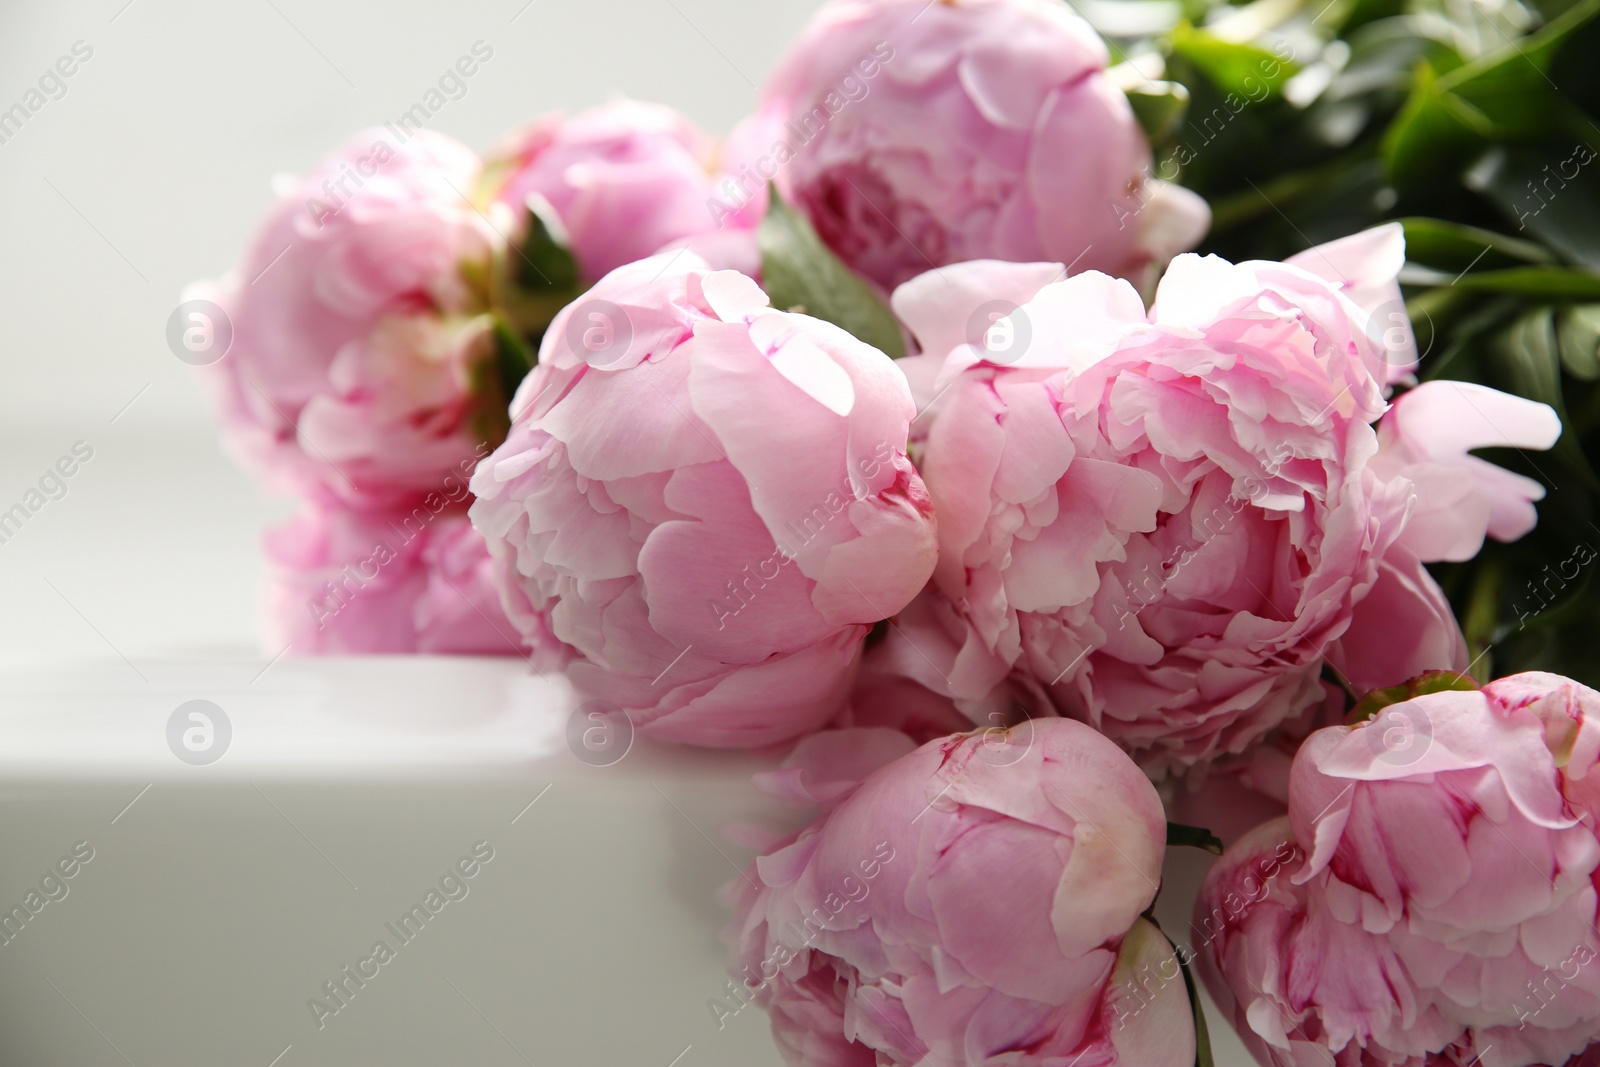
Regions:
[[899, 229, 1419, 779], [734, 0, 1208, 294], [468, 252, 936, 748], [265, 498, 521, 656], [1171, 540, 1471, 851], [490, 99, 740, 282], [726, 717, 1195, 1066], [200, 129, 508, 511], [896, 223, 1558, 779], [200, 129, 509, 510], [1325, 542, 1468, 699], [1170, 542, 1472, 846], [1196, 672, 1600, 1067], [1370, 379, 1561, 563]]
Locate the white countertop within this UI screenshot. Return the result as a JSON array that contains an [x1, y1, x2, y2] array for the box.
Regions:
[[0, 428, 1252, 1066]]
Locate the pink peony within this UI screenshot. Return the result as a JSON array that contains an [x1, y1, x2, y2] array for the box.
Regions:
[[468, 252, 937, 748], [726, 718, 1195, 1066], [200, 129, 508, 510], [490, 99, 737, 282], [1325, 543, 1468, 699], [1283, 222, 1420, 387], [1172, 540, 1472, 847], [732, 0, 1208, 294], [838, 589, 1047, 744], [1196, 672, 1600, 1067], [898, 228, 1421, 778], [1371, 379, 1561, 563], [265, 496, 521, 656]]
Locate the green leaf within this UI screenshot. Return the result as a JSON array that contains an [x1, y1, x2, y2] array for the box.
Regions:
[[1499, 304, 1565, 404], [1500, 305, 1566, 403], [1168, 21, 1297, 100], [1448, 266, 1600, 299], [1167, 823, 1225, 855], [1540, 0, 1596, 15], [1332, 0, 1407, 35], [1405, 283, 1539, 373], [1465, 144, 1600, 274], [1334, 17, 1464, 98], [1382, 1, 1600, 225], [463, 312, 534, 450], [1438, 0, 1600, 127], [1460, 553, 1505, 670], [1508, 550, 1599, 631], [758, 187, 907, 360], [516, 201, 582, 293], [498, 203, 589, 339], [1492, 306, 1599, 484], [1348, 670, 1482, 723], [1399, 216, 1556, 272], [1567, 371, 1600, 433], [1382, 60, 1494, 192], [1559, 304, 1600, 379], [1415, 292, 1519, 381], [1206, 157, 1369, 234], [491, 312, 536, 397], [1126, 80, 1192, 145]]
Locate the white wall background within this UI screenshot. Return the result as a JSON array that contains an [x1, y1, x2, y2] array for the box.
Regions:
[[0, 0, 821, 433]]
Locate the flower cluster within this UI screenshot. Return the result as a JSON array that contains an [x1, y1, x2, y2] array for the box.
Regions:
[[194, 0, 1596, 1063], [197, 101, 753, 653]]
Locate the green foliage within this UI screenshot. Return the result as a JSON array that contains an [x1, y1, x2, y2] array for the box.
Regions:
[[1169, 22, 1298, 99], [1097, 0, 1600, 686], [502, 202, 587, 335], [1166, 823, 1227, 854], [1347, 669, 1481, 724], [759, 187, 907, 360], [1127, 80, 1193, 144]]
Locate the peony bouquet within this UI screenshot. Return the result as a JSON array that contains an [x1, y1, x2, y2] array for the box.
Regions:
[[190, 0, 1600, 1062]]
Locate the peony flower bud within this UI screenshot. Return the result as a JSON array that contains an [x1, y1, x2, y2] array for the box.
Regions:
[[199, 129, 506, 510], [1197, 671, 1600, 1067], [265, 503, 518, 656], [727, 717, 1195, 1066], [735, 0, 1209, 294], [489, 99, 745, 282], [469, 252, 936, 748]]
